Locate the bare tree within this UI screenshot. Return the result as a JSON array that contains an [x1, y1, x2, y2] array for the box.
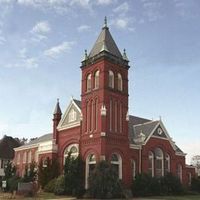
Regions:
[[191, 155, 200, 176]]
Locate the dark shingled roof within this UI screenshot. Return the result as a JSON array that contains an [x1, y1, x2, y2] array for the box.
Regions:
[[0, 135, 21, 159], [73, 99, 81, 109], [23, 133, 52, 147], [53, 100, 62, 115], [88, 26, 122, 59], [134, 120, 160, 139]]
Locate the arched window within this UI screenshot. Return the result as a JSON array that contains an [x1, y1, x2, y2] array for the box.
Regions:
[[108, 70, 114, 88], [188, 172, 192, 186], [68, 108, 77, 122], [23, 152, 27, 164], [111, 153, 122, 179], [117, 73, 123, 91], [148, 151, 154, 177], [132, 159, 136, 179], [94, 70, 99, 89], [28, 151, 32, 163], [177, 164, 182, 182], [155, 148, 164, 177], [165, 153, 170, 174], [63, 144, 79, 165], [86, 154, 96, 189], [86, 74, 91, 92]]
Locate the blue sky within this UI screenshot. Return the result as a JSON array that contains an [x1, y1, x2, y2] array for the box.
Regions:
[[0, 0, 199, 163]]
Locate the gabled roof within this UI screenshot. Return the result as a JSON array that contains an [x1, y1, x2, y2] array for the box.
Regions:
[[0, 135, 21, 159], [134, 120, 160, 139], [57, 98, 81, 131], [73, 99, 81, 109], [129, 118, 185, 155], [24, 133, 52, 146], [14, 133, 53, 151], [88, 25, 122, 59]]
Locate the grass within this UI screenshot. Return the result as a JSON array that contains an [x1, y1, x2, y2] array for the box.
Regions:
[[137, 195, 200, 200]]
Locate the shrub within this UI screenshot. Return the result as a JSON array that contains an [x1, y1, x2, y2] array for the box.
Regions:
[[88, 160, 123, 199], [54, 175, 65, 195], [44, 178, 57, 193], [7, 176, 21, 192], [131, 173, 184, 197], [161, 173, 184, 195], [191, 176, 200, 192]]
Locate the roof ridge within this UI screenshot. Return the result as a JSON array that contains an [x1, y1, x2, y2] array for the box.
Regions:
[[134, 120, 159, 127]]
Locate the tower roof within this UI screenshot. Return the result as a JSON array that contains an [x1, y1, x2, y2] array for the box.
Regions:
[[54, 99, 62, 115], [88, 18, 122, 59]]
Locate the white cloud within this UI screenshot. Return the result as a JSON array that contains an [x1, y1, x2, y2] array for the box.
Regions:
[[113, 2, 129, 13], [77, 25, 91, 32], [111, 18, 129, 29], [0, 35, 6, 44], [30, 21, 50, 42], [4, 47, 38, 69], [31, 21, 51, 34], [96, 0, 114, 5], [142, 0, 162, 22], [5, 57, 38, 69], [0, 0, 13, 4], [44, 41, 75, 58]]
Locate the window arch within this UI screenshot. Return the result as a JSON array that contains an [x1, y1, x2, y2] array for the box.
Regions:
[[86, 73, 91, 92], [86, 154, 96, 189], [148, 151, 154, 177], [108, 70, 114, 88], [132, 159, 136, 179], [117, 73, 123, 91], [68, 108, 77, 122], [94, 70, 99, 89], [165, 153, 170, 174], [177, 164, 182, 182], [155, 148, 164, 177], [63, 144, 79, 165], [111, 153, 122, 179], [188, 172, 192, 186]]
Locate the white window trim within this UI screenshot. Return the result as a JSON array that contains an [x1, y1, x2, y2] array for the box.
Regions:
[[85, 154, 96, 189]]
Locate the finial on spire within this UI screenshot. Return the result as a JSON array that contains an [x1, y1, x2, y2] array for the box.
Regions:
[[82, 49, 88, 61], [54, 98, 62, 115], [103, 16, 108, 28], [123, 48, 129, 61]]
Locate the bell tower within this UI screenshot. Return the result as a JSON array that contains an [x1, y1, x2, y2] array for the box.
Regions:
[[80, 18, 131, 185]]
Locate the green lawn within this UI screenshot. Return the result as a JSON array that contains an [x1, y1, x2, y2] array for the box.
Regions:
[[137, 195, 200, 200]]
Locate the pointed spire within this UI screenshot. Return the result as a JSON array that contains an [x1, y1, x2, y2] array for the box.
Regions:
[[103, 16, 108, 29], [54, 98, 62, 115], [123, 48, 129, 61], [88, 17, 122, 59]]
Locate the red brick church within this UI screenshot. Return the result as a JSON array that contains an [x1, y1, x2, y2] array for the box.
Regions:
[[14, 19, 195, 188]]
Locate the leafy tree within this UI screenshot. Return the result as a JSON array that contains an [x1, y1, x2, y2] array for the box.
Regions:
[[3, 161, 16, 180], [22, 162, 37, 182], [64, 153, 85, 197], [88, 160, 123, 199], [38, 157, 60, 189]]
